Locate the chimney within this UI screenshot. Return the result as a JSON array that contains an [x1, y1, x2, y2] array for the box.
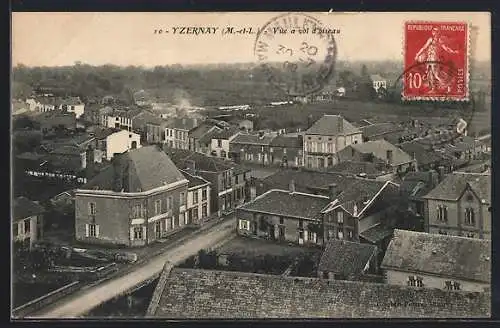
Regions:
[[386, 150, 393, 164], [112, 154, 124, 192], [438, 166, 445, 182], [328, 183, 338, 200], [337, 116, 343, 133], [289, 180, 296, 194]]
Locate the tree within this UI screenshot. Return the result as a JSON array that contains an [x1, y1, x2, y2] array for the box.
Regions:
[[357, 65, 377, 100]]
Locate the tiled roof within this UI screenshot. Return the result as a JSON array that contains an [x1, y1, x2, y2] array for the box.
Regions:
[[306, 115, 361, 136], [269, 135, 302, 148], [230, 133, 274, 146], [13, 196, 45, 221], [150, 268, 490, 318], [83, 146, 187, 192], [400, 171, 439, 198], [261, 170, 354, 194], [180, 170, 209, 188], [360, 224, 394, 243], [398, 141, 446, 166], [361, 123, 402, 139], [328, 161, 391, 176], [382, 229, 491, 283], [349, 139, 414, 166], [422, 172, 491, 202], [318, 239, 377, 276], [213, 127, 241, 139], [94, 127, 120, 139], [114, 108, 143, 119], [333, 180, 396, 216], [238, 189, 329, 220], [166, 149, 233, 173], [198, 128, 223, 145], [166, 117, 199, 130], [189, 123, 220, 139]]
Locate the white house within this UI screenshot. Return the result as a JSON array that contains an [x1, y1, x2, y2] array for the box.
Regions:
[[181, 170, 211, 225], [370, 74, 387, 92], [95, 129, 142, 160], [26, 96, 85, 118], [210, 128, 241, 159]]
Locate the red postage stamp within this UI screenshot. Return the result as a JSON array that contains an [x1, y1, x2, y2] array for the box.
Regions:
[[403, 21, 469, 101]]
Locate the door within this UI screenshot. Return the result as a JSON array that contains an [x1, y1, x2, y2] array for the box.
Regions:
[[155, 221, 161, 239], [279, 226, 285, 241]]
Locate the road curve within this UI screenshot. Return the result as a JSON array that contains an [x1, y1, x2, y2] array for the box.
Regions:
[[29, 218, 236, 318]]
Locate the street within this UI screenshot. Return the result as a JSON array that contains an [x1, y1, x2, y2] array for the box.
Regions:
[[29, 218, 236, 318]]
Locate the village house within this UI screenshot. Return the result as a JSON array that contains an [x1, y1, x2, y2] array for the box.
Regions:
[[146, 117, 169, 144], [210, 127, 241, 159], [236, 185, 331, 246], [165, 117, 199, 150], [318, 239, 378, 280], [32, 110, 77, 136], [232, 165, 251, 206], [188, 121, 223, 154], [180, 170, 211, 225], [382, 229, 490, 293], [304, 115, 363, 170], [398, 140, 454, 172], [94, 128, 141, 161], [100, 107, 140, 131], [370, 74, 387, 92], [166, 149, 236, 216], [12, 196, 45, 251], [421, 172, 491, 239], [337, 139, 417, 175], [146, 266, 490, 318], [269, 134, 303, 168], [229, 133, 274, 165], [26, 96, 85, 118], [74, 146, 190, 247]]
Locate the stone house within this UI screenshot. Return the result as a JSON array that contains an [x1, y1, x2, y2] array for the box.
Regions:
[[12, 196, 45, 250], [269, 134, 303, 168], [165, 117, 199, 150], [210, 127, 241, 159], [180, 170, 211, 225], [74, 146, 189, 247], [229, 133, 275, 165], [146, 117, 169, 144], [188, 123, 223, 154], [337, 139, 417, 174], [382, 229, 490, 293], [422, 172, 491, 239], [304, 115, 363, 170], [94, 128, 141, 161], [146, 266, 490, 318]]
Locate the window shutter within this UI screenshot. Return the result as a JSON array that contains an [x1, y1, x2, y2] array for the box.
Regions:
[[130, 227, 135, 241], [142, 226, 147, 240], [96, 225, 100, 237], [85, 224, 89, 237], [238, 220, 243, 230]]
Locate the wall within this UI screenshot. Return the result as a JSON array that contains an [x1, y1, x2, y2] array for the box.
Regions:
[[13, 215, 40, 249], [211, 139, 230, 158], [187, 185, 211, 223], [106, 131, 141, 160], [323, 209, 358, 242], [385, 269, 490, 293]]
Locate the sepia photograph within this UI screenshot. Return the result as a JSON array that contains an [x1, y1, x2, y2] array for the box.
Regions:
[[11, 11, 491, 319]]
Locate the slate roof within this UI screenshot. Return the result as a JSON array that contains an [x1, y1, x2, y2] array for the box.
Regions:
[[328, 161, 391, 176], [422, 172, 491, 203], [269, 135, 302, 148], [361, 123, 403, 139], [306, 115, 361, 136], [214, 127, 241, 139], [149, 267, 490, 318], [13, 196, 45, 221], [114, 108, 143, 119], [198, 128, 223, 145], [166, 117, 199, 130], [400, 171, 439, 198], [261, 170, 354, 194], [360, 224, 394, 243], [382, 229, 491, 283], [180, 170, 209, 188], [166, 149, 233, 172], [230, 133, 274, 146], [318, 239, 377, 276], [94, 127, 120, 139], [189, 123, 221, 139], [83, 146, 187, 192], [398, 141, 446, 166], [237, 189, 330, 220], [349, 139, 414, 166]]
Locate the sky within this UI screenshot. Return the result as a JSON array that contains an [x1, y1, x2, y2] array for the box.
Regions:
[[12, 12, 491, 67]]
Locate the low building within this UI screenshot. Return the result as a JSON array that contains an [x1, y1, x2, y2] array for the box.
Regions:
[[236, 185, 331, 246], [94, 128, 141, 161], [422, 172, 491, 239], [74, 146, 189, 247], [229, 133, 274, 165], [318, 239, 378, 280], [189, 123, 223, 154], [146, 266, 490, 318], [210, 127, 241, 159], [12, 197, 45, 250], [382, 229, 490, 293], [337, 139, 417, 174], [181, 170, 211, 225], [165, 117, 199, 150], [269, 134, 303, 168]]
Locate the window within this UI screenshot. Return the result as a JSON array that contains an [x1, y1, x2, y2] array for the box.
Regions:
[[88, 202, 96, 215], [239, 219, 250, 231], [436, 205, 448, 222], [24, 220, 31, 234], [235, 175, 239, 184], [173, 215, 179, 228], [193, 209, 199, 221], [270, 147, 274, 153], [445, 281, 461, 291], [133, 226, 143, 239], [337, 211, 344, 224], [166, 196, 173, 210], [202, 204, 208, 217], [132, 204, 144, 218], [180, 192, 186, 206], [298, 220, 304, 229], [279, 217, 284, 225], [337, 229, 344, 240], [348, 230, 353, 239], [308, 231, 315, 242], [154, 199, 162, 215], [466, 194, 474, 202], [217, 139, 222, 148], [193, 191, 199, 204], [408, 276, 424, 287], [202, 188, 207, 201], [465, 208, 475, 225]]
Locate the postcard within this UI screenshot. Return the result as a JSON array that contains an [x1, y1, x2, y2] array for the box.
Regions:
[[11, 11, 491, 319]]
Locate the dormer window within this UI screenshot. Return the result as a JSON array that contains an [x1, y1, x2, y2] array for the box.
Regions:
[[466, 194, 474, 202]]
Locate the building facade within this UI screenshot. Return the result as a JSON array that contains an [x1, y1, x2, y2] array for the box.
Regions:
[[182, 170, 211, 225], [13, 197, 45, 250], [95, 129, 141, 161], [165, 118, 199, 150]]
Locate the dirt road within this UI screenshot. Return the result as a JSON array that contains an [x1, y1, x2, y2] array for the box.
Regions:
[[29, 218, 236, 318]]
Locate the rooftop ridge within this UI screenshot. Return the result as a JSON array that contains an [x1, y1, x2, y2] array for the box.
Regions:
[[393, 229, 492, 244]]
